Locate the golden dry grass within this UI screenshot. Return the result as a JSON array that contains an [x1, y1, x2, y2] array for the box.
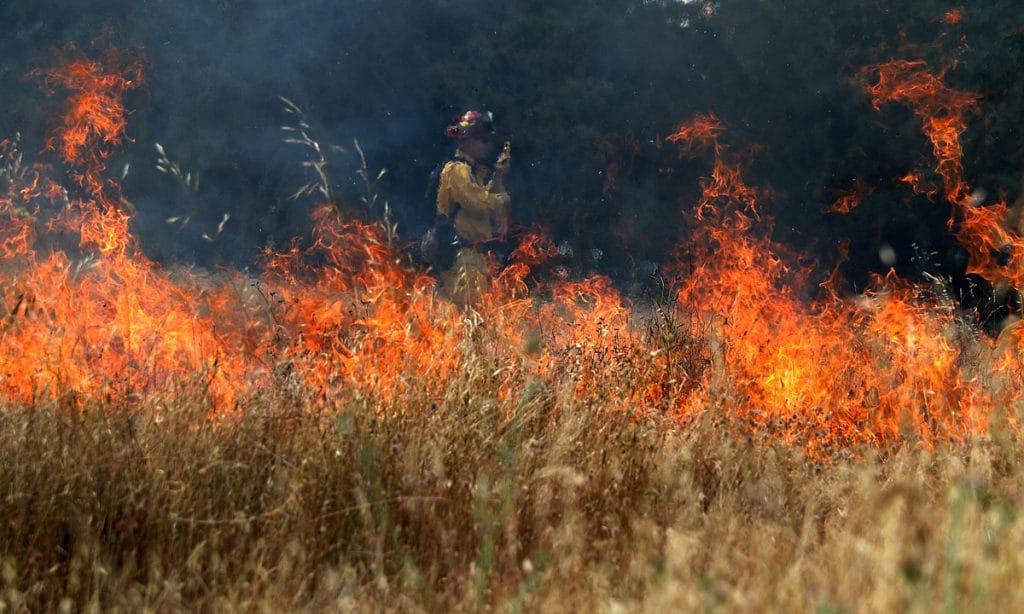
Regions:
[[5, 56, 1021, 612], [2, 349, 1024, 613]]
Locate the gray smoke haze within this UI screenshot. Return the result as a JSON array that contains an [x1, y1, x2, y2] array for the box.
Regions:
[[1, 0, 465, 265], [2, 0, 1023, 322]]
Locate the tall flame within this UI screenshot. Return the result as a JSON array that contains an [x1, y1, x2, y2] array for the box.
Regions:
[[34, 47, 143, 205], [859, 59, 1024, 301], [860, 60, 980, 207], [667, 114, 760, 220], [665, 107, 991, 454], [1, 45, 1022, 458]]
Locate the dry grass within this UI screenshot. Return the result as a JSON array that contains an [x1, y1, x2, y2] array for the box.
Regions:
[[5, 53, 1020, 611], [2, 349, 1024, 613]]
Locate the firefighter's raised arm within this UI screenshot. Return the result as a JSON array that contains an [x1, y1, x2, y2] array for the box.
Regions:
[[435, 110, 511, 243]]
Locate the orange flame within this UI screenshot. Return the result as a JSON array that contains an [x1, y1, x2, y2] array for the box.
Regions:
[[662, 111, 998, 454], [668, 113, 761, 219], [3, 46, 1023, 460], [826, 179, 875, 214], [667, 113, 725, 158], [34, 47, 143, 205], [860, 60, 980, 206], [858, 60, 1024, 293]]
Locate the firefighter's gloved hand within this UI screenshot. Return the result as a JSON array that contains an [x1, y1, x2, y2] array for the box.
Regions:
[[495, 146, 511, 174]]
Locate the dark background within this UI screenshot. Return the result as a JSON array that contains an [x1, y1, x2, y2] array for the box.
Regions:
[[1, 0, 1022, 296]]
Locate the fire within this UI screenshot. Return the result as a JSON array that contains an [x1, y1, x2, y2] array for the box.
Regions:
[[667, 113, 725, 157], [494, 231, 560, 297], [943, 8, 966, 26], [1, 49, 246, 409], [260, 206, 463, 403], [2, 43, 1023, 458], [826, 179, 874, 214], [860, 60, 980, 207], [667, 114, 761, 220], [663, 106, 995, 453], [897, 169, 940, 199], [858, 58, 1024, 304], [34, 47, 144, 205]]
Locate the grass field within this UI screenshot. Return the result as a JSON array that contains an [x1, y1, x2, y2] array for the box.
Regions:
[[3, 360, 1023, 612], [4, 47, 1024, 612]]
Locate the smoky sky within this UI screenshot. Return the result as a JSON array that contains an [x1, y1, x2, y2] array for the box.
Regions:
[[1, 0, 1022, 308], [2, 1, 462, 261]]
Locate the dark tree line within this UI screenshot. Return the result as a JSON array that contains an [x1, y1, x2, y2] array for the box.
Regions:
[[1, 0, 1022, 292]]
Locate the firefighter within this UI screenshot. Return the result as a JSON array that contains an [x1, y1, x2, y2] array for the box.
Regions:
[[436, 110, 511, 304]]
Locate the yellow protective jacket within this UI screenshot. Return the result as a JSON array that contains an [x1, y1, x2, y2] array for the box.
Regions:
[[436, 149, 509, 243]]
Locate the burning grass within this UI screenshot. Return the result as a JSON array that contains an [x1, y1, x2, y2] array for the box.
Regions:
[[5, 42, 1024, 610]]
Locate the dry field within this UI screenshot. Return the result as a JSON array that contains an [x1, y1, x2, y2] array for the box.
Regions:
[[2, 365, 1023, 613], [4, 44, 1024, 613]]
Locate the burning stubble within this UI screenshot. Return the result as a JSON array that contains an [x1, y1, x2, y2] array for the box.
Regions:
[[1, 8, 1024, 610], [2, 44, 1024, 455]]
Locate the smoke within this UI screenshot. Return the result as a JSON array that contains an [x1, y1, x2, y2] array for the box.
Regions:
[[0, 0, 1020, 312], [1, 1, 451, 266]]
